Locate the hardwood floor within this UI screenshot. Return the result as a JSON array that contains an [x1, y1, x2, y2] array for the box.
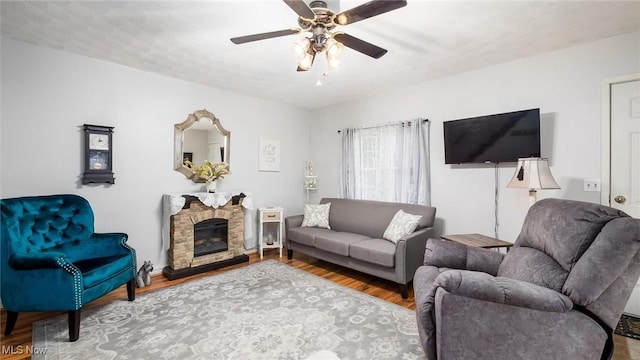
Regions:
[[1, 250, 639, 359]]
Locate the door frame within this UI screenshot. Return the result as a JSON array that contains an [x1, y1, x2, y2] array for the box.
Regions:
[[600, 73, 640, 206]]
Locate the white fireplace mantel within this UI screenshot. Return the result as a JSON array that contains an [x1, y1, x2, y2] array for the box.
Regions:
[[161, 192, 254, 253]]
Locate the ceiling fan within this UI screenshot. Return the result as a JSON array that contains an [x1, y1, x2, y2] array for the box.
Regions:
[[230, 0, 407, 72]]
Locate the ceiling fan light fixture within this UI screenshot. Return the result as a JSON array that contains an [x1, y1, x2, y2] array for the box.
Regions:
[[326, 38, 344, 59], [290, 37, 311, 60], [299, 51, 315, 71], [326, 54, 341, 71]]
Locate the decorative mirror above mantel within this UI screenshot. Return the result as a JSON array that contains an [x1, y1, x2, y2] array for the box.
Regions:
[[174, 109, 230, 181]]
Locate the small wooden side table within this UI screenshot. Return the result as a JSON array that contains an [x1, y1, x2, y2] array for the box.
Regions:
[[258, 207, 284, 259], [440, 233, 513, 252]]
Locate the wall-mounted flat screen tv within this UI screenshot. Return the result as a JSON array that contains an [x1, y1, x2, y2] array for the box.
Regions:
[[443, 108, 541, 164]]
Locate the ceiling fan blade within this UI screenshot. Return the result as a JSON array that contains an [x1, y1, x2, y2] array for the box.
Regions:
[[335, 0, 407, 25], [283, 0, 316, 19], [230, 29, 300, 44], [333, 33, 387, 59]]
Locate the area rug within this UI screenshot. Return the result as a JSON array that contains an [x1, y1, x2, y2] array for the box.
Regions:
[[615, 313, 640, 340], [32, 260, 424, 359]]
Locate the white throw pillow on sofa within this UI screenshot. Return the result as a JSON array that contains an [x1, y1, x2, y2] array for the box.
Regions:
[[383, 209, 422, 243], [301, 203, 331, 229]]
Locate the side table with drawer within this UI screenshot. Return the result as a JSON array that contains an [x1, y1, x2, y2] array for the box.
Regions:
[[258, 207, 284, 259]]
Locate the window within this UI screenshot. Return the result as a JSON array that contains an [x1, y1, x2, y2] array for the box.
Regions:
[[340, 120, 430, 205]]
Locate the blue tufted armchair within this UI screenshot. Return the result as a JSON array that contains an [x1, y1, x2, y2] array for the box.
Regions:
[[1, 194, 137, 342]]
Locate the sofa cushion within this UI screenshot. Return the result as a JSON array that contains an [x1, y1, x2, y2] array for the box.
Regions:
[[288, 227, 336, 247], [314, 232, 371, 256], [350, 238, 396, 268], [383, 210, 422, 243], [301, 203, 331, 229]]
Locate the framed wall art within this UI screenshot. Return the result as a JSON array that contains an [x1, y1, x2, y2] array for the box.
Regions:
[[258, 139, 280, 172]]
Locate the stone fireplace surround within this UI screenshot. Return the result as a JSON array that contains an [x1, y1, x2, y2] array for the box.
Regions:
[[162, 193, 251, 280]]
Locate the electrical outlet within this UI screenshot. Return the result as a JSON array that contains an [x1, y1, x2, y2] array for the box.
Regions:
[[584, 179, 601, 192]]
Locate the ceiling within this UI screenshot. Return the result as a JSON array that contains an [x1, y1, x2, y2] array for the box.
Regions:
[[2, 1, 639, 110]]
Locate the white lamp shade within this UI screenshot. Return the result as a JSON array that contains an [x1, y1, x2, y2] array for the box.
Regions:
[[507, 157, 560, 190], [326, 55, 341, 71], [290, 38, 310, 60], [326, 38, 344, 59]]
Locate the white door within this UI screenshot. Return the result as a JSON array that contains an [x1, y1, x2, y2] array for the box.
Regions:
[[607, 76, 640, 316]]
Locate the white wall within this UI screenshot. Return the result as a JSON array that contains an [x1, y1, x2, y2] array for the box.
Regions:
[[3, 31, 639, 269], [1, 38, 311, 269], [309, 31, 640, 243]]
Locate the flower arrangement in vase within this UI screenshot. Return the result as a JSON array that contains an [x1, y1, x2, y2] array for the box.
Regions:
[[184, 160, 230, 192]]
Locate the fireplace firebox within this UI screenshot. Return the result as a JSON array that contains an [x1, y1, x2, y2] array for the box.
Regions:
[[194, 218, 228, 257]]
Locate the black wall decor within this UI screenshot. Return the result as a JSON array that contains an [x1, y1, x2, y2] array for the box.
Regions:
[[82, 124, 115, 184]]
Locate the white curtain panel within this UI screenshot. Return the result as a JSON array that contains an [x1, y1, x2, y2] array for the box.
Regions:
[[339, 128, 356, 199], [397, 119, 430, 205], [340, 119, 430, 205]]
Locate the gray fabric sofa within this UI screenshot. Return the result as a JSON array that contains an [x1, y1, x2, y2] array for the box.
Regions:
[[413, 198, 640, 360], [285, 198, 436, 299]]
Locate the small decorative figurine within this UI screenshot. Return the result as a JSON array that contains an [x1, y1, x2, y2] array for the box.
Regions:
[[135, 261, 154, 288]]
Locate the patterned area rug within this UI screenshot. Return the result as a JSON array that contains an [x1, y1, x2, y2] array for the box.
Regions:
[[615, 313, 640, 340], [32, 260, 424, 359]]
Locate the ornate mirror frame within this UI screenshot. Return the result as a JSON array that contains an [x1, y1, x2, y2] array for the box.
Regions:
[[174, 109, 230, 180]]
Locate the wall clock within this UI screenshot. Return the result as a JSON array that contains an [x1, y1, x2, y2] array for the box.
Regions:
[[82, 124, 115, 184]]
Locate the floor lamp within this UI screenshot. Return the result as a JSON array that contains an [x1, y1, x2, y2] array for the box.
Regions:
[[507, 157, 560, 206]]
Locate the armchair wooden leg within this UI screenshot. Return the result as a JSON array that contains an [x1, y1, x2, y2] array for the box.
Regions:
[[68, 309, 81, 342], [287, 249, 293, 259], [127, 278, 136, 301], [4, 311, 18, 336], [399, 284, 409, 299]]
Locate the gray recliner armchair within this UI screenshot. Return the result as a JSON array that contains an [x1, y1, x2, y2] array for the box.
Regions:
[[414, 198, 640, 360]]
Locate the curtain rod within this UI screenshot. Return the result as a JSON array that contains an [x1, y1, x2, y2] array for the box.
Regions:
[[337, 118, 429, 133]]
